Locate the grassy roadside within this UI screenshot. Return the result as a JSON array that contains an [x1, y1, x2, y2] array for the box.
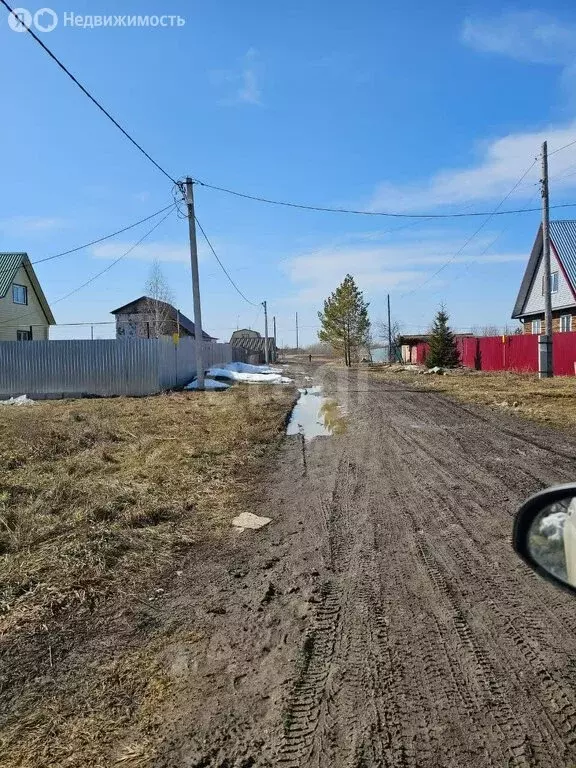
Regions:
[[368, 366, 576, 431], [0, 385, 294, 767]]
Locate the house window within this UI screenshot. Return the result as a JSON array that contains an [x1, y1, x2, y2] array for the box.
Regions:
[[16, 330, 31, 341], [542, 272, 559, 294], [12, 284, 28, 305], [560, 314, 572, 333], [532, 318, 542, 334]]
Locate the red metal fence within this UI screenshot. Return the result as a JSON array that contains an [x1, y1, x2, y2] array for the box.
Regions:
[[412, 332, 576, 376]]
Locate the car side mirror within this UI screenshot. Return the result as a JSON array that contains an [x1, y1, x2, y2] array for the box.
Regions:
[[513, 483, 576, 596]]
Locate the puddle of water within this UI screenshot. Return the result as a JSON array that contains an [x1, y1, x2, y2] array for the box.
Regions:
[[286, 386, 347, 440]]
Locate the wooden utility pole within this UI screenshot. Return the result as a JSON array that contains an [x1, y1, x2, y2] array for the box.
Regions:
[[263, 300, 270, 364], [295, 312, 299, 351], [184, 178, 205, 389], [387, 293, 393, 363], [540, 142, 553, 378], [273, 316, 277, 361]]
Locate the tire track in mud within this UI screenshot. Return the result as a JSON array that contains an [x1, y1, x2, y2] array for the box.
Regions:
[[382, 382, 576, 766], [276, 372, 576, 767], [278, 453, 360, 766], [383, 399, 576, 639], [411, 529, 536, 767]]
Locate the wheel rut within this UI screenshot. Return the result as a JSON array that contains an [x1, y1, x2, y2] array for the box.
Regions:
[[271, 370, 576, 768]]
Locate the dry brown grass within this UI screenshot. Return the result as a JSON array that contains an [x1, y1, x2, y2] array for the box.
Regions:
[[0, 385, 294, 767], [369, 366, 576, 430]]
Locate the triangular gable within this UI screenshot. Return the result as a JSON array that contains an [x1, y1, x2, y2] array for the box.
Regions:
[[0, 253, 55, 325], [22, 256, 56, 325], [512, 224, 576, 318], [512, 226, 543, 318]]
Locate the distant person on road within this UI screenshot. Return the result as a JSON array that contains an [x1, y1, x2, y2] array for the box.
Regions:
[[308, 354, 312, 363]]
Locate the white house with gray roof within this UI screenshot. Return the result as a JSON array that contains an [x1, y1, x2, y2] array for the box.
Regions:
[[512, 221, 576, 335], [0, 253, 55, 341]]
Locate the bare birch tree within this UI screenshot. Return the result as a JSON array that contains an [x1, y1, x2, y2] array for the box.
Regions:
[[376, 318, 402, 362], [144, 260, 175, 338]]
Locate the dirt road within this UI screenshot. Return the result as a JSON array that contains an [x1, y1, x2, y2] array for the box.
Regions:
[[153, 365, 576, 767]]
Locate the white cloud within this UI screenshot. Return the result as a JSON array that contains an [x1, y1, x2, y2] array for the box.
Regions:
[[282, 236, 526, 305], [461, 11, 576, 66], [370, 120, 576, 212], [368, 11, 576, 215], [1, 216, 66, 235], [211, 48, 262, 106], [237, 48, 261, 105]]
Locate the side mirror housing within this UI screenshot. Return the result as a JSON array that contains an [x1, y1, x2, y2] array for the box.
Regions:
[[513, 483, 576, 596]]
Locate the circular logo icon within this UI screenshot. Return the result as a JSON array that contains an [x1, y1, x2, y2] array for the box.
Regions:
[[34, 7, 58, 32], [8, 7, 32, 31]]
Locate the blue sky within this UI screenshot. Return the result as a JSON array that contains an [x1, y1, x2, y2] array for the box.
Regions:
[[2, 1, 576, 343]]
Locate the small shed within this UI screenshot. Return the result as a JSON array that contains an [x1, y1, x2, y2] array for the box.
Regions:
[[230, 330, 277, 363]]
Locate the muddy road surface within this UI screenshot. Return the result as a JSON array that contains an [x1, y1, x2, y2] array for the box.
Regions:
[[155, 366, 576, 767]]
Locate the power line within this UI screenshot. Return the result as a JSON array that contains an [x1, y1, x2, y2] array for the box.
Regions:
[[456, 189, 541, 280], [0, 0, 176, 185], [0, 206, 176, 326], [549, 138, 576, 157], [401, 159, 539, 296], [53, 207, 176, 304], [194, 216, 259, 307], [0, 203, 176, 278], [194, 178, 576, 220]]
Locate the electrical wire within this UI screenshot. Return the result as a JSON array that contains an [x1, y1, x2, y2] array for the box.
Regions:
[[194, 216, 259, 307], [0, 206, 176, 326], [456, 189, 541, 280], [549, 139, 576, 157], [0, 0, 177, 185], [0, 203, 176, 279], [53, 207, 176, 304], [400, 158, 539, 296], [194, 179, 576, 220], [3, 0, 576, 223]]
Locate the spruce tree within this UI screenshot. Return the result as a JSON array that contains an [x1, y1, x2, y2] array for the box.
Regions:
[[318, 275, 370, 366], [426, 306, 460, 368]]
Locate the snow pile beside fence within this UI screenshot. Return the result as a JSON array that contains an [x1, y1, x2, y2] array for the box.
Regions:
[[185, 362, 293, 389]]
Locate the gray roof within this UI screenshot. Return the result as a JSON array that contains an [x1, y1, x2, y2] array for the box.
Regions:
[[231, 335, 276, 353], [550, 220, 576, 289], [0, 252, 56, 324], [512, 221, 576, 318], [0, 253, 26, 297], [111, 296, 216, 340]]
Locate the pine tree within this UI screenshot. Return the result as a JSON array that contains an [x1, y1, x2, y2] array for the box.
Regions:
[[318, 275, 370, 366], [426, 306, 460, 368]]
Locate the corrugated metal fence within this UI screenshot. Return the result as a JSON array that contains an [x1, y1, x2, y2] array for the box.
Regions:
[[412, 332, 576, 375], [0, 338, 244, 398]]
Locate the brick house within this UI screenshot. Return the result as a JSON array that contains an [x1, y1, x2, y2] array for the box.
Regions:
[[112, 296, 216, 341], [512, 221, 576, 334]]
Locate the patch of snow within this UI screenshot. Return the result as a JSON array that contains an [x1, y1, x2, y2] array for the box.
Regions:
[[232, 512, 272, 531], [185, 378, 230, 391], [224, 362, 283, 375], [0, 395, 35, 406], [207, 365, 292, 384], [540, 511, 568, 542]]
